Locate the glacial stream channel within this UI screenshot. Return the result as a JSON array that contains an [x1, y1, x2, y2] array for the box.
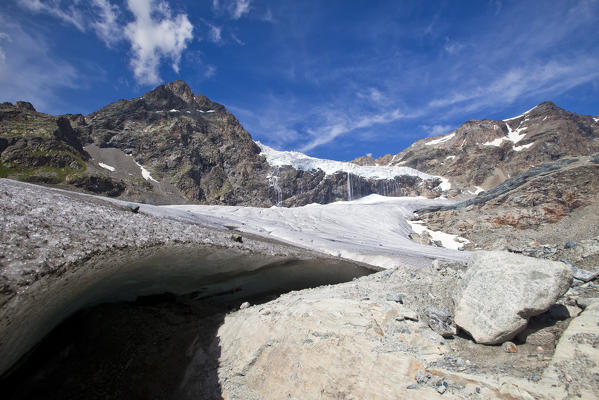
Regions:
[[0, 243, 376, 399]]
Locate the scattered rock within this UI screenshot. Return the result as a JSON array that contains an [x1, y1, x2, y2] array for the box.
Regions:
[[425, 306, 456, 338], [436, 381, 448, 394], [416, 371, 431, 384], [239, 301, 250, 309], [571, 265, 599, 282], [502, 341, 518, 353], [231, 233, 243, 243], [454, 251, 572, 344], [564, 241, 578, 249], [518, 329, 556, 347], [386, 293, 404, 303], [126, 203, 140, 213]]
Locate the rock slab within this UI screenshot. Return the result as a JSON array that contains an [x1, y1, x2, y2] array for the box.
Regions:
[[454, 251, 572, 344]]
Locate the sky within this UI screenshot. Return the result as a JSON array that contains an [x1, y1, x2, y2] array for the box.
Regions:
[[1, 0, 599, 161]]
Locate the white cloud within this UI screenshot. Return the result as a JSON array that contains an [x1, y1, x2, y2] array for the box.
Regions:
[[18, 0, 85, 31], [91, 0, 122, 46], [124, 0, 194, 85], [422, 124, 453, 137]]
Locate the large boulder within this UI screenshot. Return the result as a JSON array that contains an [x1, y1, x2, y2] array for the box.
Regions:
[[454, 251, 572, 344]]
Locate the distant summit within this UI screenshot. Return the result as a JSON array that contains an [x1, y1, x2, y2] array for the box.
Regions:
[[368, 101, 599, 193]]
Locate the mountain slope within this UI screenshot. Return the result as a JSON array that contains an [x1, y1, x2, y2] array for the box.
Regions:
[[367, 102, 599, 193]]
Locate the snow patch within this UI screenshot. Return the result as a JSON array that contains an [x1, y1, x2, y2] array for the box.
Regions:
[[98, 162, 115, 172], [407, 220, 470, 250], [503, 105, 538, 121], [543, 116, 548, 121], [467, 186, 484, 195], [169, 109, 179, 113], [445, 155, 456, 160], [425, 132, 455, 146], [132, 159, 158, 182], [483, 137, 505, 147], [257, 142, 442, 182], [513, 142, 535, 152], [594, 117, 599, 123], [483, 123, 530, 151], [506, 123, 527, 144], [197, 109, 216, 113]]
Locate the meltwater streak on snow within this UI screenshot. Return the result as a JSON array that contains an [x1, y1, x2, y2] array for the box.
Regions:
[[164, 194, 469, 269], [257, 142, 440, 182], [424, 132, 455, 146], [98, 162, 115, 172]]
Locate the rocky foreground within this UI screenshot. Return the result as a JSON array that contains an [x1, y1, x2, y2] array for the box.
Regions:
[[1, 178, 599, 399]]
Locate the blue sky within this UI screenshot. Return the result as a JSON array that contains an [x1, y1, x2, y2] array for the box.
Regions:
[[1, 0, 599, 161]]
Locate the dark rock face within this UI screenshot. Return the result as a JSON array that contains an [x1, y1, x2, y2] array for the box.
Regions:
[[271, 166, 442, 207], [78, 80, 274, 205], [0, 102, 89, 184], [376, 102, 599, 192]]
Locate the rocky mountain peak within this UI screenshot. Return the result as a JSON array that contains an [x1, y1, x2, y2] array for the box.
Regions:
[[165, 80, 195, 104]]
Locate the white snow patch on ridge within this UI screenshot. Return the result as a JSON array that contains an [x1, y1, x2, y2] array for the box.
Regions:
[[407, 220, 470, 250], [258, 142, 447, 187], [425, 132, 455, 146], [503, 105, 538, 121], [594, 117, 599, 123], [513, 142, 535, 152], [483, 123, 533, 152], [98, 162, 115, 172]]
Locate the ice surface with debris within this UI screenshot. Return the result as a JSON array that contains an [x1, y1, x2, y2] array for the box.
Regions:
[[257, 143, 448, 187], [98, 162, 115, 172], [407, 220, 470, 251], [424, 132, 455, 146], [164, 194, 469, 269]]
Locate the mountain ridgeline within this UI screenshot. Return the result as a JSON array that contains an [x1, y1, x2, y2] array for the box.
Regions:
[[1, 81, 598, 206]]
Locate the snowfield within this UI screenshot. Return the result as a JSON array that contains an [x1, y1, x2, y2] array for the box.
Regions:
[[257, 142, 443, 182], [161, 194, 470, 269]]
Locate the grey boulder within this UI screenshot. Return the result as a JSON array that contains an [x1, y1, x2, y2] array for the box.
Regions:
[[454, 251, 572, 344]]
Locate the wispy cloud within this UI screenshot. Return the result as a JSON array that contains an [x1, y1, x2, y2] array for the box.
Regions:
[[231, 0, 251, 19], [299, 109, 403, 152], [207, 23, 222, 43], [18, 0, 85, 31], [421, 124, 453, 137], [91, 0, 121, 46], [0, 16, 79, 112], [212, 0, 252, 20]]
